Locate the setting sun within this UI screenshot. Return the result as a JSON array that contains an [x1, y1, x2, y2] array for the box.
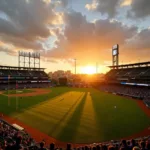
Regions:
[[80, 66, 96, 74]]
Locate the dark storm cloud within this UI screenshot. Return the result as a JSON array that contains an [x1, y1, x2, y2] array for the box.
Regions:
[[127, 0, 150, 18]]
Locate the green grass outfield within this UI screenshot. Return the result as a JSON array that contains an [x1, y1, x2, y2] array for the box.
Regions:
[[3, 89, 34, 95], [0, 87, 150, 143]]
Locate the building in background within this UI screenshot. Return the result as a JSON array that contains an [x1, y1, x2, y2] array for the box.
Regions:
[[48, 70, 105, 86]]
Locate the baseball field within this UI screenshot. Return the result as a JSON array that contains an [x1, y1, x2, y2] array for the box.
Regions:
[[0, 87, 150, 144]]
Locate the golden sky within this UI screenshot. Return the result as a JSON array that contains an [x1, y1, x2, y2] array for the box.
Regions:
[[0, 0, 150, 73]]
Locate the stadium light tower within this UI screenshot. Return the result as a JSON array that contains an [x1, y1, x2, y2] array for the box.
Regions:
[[112, 44, 119, 68]]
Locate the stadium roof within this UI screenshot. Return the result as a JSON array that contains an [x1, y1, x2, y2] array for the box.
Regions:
[[0, 65, 45, 70], [108, 61, 150, 69]]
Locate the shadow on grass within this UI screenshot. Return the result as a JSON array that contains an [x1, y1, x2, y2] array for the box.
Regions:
[[48, 93, 84, 135], [0, 88, 70, 115], [90, 91, 106, 139], [57, 92, 87, 142]]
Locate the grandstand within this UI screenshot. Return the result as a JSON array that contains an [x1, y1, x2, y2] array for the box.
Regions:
[[0, 65, 50, 90], [106, 61, 150, 84], [0, 117, 150, 150], [0, 119, 37, 149], [102, 61, 150, 108]]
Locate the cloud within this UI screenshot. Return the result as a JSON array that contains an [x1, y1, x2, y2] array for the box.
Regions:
[[0, 0, 59, 51], [52, 12, 64, 25], [0, 44, 17, 56], [86, 0, 150, 19], [85, 0, 121, 18], [116, 27, 150, 63], [85, 0, 98, 10], [0, 35, 43, 50], [52, 0, 69, 8], [121, 0, 132, 6], [127, 0, 150, 18], [46, 11, 137, 65], [125, 28, 150, 51], [41, 56, 59, 63], [0, 0, 150, 68], [59, 0, 69, 8]]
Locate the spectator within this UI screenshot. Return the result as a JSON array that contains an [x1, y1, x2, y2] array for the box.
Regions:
[[140, 141, 146, 150], [132, 146, 140, 150], [39, 141, 47, 150], [127, 141, 132, 150], [5, 143, 12, 150], [115, 144, 119, 150], [11, 135, 23, 150], [93, 147, 96, 150], [96, 145, 101, 150], [131, 139, 137, 149], [85, 146, 89, 150], [67, 143, 72, 150], [101, 144, 107, 150], [146, 140, 150, 150], [49, 143, 55, 150], [119, 147, 126, 150], [121, 139, 130, 150], [108, 145, 115, 150]]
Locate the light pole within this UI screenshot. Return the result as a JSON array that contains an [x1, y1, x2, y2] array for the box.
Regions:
[[74, 58, 76, 74], [96, 62, 98, 74]]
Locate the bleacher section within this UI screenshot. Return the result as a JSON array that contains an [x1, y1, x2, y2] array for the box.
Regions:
[[106, 67, 150, 79], [0, 119, 37, 150], [0, 66, 50, 90], [0, 68, 47, 77], [106, 62, 150, 83], [104, 61, 150, 108], [0, 118, 150, 150]]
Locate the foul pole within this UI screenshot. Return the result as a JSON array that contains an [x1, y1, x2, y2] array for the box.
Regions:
[[8, 75, 10, 106], [16, 80, 18, 110]]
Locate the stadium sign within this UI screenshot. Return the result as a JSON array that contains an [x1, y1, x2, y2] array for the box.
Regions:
[[112, 44, 119, 66], [112, 44, 119, 56]]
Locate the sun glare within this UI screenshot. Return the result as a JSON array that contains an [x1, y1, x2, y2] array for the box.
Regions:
[[81, 66, 96, 74]]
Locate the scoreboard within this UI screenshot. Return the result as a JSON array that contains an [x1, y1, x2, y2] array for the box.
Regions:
[[112, 44, 119, 56], [112, 44, 119, 66]]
